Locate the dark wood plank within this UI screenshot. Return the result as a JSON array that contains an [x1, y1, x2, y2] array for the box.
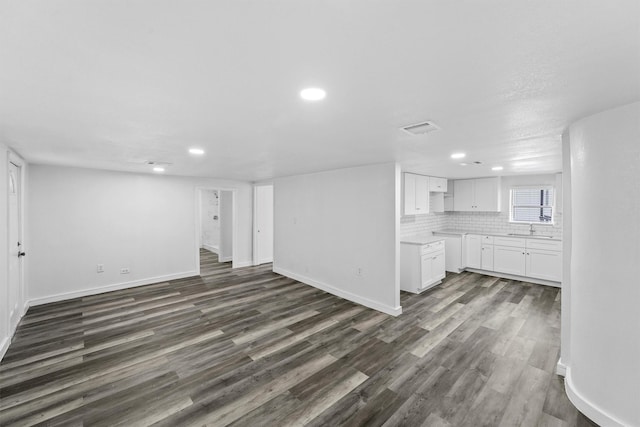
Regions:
[[0, 250, 593, 426]]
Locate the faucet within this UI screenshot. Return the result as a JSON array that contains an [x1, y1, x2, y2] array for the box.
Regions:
[[529, 224, 535, 235]]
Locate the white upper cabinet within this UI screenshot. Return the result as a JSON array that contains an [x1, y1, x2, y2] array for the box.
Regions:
[[453, 177, 501, 212], [428, 177, 447, 192], [453, 179, 474, 211], [403, 173, 429, 215]]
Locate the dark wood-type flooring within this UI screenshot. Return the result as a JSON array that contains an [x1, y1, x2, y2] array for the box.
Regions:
[[0, 249, 596, 426]]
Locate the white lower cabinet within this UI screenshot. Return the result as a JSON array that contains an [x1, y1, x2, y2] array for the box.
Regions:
[[526, 248, 562, 281], [464, 234, 562, 283], [493, 245, 526, 276], [465, 234, 482, 269], [401, 240, 446, 293], [481, 244, 494, 270]]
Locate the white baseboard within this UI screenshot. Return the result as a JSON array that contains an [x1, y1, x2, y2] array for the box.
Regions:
[[232, 260, 253, 268], [202, 244, 219, 254], [556, 358, 567, 376], [464, 268, 561, 288], [273, 266, 402, 317], [28, 271, 198, 307], [564, 367, 628, 427]]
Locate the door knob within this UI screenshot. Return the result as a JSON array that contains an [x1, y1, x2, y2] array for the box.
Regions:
[[18, 251, 26, 257]]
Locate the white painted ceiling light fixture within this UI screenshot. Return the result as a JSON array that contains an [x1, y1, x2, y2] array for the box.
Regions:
[[451, 152, 466, 159], [300, 87, 326, 101], [153, 166, 165, 172], [492, 166, 504, 171], [189, 148, 205, 155]]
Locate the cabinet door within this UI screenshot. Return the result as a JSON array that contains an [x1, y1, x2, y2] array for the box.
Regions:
[[481, 245, 494, 270], [429, 177, 447, 192], [494, 245, 526, 276], [526, 249, 562, 281], [453, 180, 475, 211], [465, 234, 482, 269], [415, 174, 429, 213], [403, 173, 417, 215], [421, 254, 433, 288], [474, 178, 500, 211], [432, 252, 446, 281]]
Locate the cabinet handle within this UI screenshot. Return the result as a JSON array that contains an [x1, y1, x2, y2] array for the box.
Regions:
[[522, 252, 525, 255], [432, 257, 437, 260]]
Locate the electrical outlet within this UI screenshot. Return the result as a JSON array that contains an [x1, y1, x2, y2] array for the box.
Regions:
[[356, 267, 363, 277], [120, 268, 130, 274], [96, 264, 104, 273]]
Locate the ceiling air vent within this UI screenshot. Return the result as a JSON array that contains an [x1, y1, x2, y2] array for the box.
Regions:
[[400, 121, 440, 136]]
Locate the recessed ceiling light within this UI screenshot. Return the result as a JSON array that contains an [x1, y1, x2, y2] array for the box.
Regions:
[[189, 148, 205, 155], [492, 166, 504, 171], [459, 162, 468, 166], [153, 167, 165, 172], [451, 153, 466, 159], [300, 87, 326, 101]]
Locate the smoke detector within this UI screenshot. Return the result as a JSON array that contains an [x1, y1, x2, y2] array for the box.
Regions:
[[400, 121, 441, 136]]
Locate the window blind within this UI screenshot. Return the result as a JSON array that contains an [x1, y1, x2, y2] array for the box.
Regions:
[[510, 187, 554, 223]]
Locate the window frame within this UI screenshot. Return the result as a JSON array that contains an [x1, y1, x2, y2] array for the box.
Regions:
[[508, 185, 555, 225]]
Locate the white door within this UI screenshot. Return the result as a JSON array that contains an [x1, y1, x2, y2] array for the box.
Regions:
[[403, 173, 417, 215], [254, 185, 273, 265], [481, 245, 494, 270], [421, 254, 433, 289], [474, 178, 499, 211], [8, 162, 23, 330], [526, 249, 562, 281], [494, 245, 526, 276], [465, 234, 482, 269], [414, 175, 429, 213], [453, 179, 474, 211], [432, 252, 446, 281]]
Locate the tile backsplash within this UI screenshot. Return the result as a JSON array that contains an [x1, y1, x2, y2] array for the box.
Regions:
[[400, 211, 562, 239], [400, 213, 449, 238], [447, 211, 562, 239]]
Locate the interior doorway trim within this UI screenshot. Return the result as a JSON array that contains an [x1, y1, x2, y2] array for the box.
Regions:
[[194, 187, 238, 275]]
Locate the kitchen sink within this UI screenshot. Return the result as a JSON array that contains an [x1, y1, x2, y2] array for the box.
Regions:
[[508, 233, 553, 239]]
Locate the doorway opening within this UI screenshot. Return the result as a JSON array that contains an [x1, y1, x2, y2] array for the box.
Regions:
[[196, 188, 236, 275]]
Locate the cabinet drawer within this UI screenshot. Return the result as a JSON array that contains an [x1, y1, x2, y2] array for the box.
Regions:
[[493, 236, 526, 248], [481, 235, 494, 244], [526, 239, 562, 251], [421, 240, 444, 255]]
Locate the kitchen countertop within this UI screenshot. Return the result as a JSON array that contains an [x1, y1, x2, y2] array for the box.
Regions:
[[432, 229, 562, 241], [400, 235, 445, 245]]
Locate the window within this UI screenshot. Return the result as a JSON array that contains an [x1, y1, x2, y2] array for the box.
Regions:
[[510, 187, 554, 224]]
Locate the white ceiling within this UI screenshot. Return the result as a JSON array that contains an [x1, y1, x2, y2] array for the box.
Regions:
[[1, 1, 639, 181]]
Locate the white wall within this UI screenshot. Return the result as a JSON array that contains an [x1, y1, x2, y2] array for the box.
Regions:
[[273, 163, 401, 316], [27, 165, 253, 304], [0, 145, 28, 361], [565, 102, 639, 427], [559, 130, 572, 374], [447, 174, 563, 238]]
